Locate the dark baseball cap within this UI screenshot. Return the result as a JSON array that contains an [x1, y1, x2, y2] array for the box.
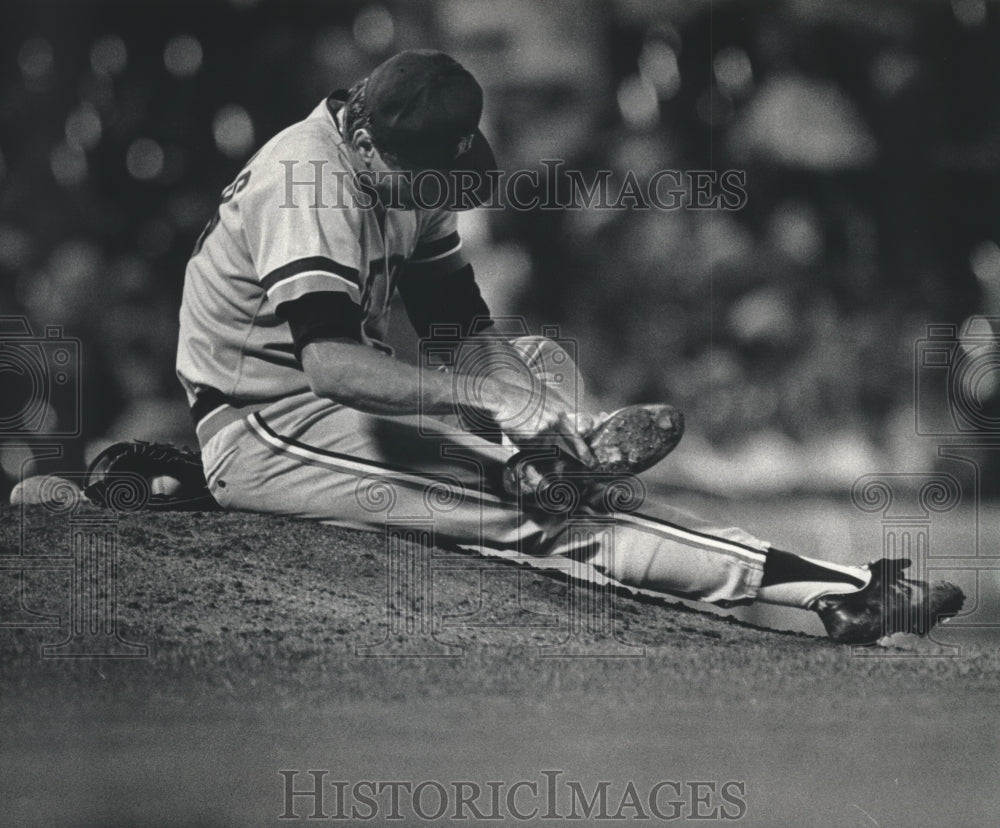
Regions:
[[364, 50, 496, 203]]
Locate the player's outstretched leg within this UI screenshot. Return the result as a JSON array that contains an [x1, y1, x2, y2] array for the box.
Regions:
[[576, 505, 964, 644]]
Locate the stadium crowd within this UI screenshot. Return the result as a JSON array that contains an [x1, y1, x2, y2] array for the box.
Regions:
[[1, 0, 997, 498]]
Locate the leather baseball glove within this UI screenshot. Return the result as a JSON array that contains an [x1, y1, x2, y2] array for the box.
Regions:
[[84, 440, 220, 511]]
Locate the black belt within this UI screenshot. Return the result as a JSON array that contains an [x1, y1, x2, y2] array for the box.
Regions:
[[190, 388, 274, 446]]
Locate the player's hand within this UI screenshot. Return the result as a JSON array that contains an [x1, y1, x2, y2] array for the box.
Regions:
[[489, 384, 598, 468], [540, 411, 597, 468]]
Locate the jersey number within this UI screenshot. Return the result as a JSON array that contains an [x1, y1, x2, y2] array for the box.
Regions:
[[192, 170, 252, 256]]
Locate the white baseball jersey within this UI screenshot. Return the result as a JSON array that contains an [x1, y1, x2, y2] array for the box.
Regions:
[[176, 98, 468, 410]]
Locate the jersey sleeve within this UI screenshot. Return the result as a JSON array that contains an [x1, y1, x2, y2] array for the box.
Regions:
[[406, 210, 467, 278], [239, 144, 364, 312], [399, 210, 493, 338]]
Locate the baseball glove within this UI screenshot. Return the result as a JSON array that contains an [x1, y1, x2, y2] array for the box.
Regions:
[[84, 440, 220, 511]]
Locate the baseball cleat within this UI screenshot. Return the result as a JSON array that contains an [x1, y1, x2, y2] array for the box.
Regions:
[[813, 557, 965, 645], [502, 403, 684, 499], [585, 404, 685, 475]]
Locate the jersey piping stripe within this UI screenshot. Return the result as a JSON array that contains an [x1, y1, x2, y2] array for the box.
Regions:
[[616, 512, 766, 563], [264, 270, 361, 302], [247, 412, 520, 512], [621, 512, 766, 559], [409, 241, 462, 264], [261, 256, 360, 292]]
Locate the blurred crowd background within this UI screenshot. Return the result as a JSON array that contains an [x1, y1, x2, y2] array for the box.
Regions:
[[2, 0, 999, 499]]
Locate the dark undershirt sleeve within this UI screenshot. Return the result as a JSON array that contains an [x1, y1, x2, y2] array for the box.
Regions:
[[398, 263, 494, 340], [276, 292, 364, 361]]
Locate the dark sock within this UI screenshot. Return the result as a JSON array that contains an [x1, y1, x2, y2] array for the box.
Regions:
[[762, 549, 867, 589]]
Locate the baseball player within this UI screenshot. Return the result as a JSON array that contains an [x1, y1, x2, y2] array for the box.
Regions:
[[175, 50, 963, 644]]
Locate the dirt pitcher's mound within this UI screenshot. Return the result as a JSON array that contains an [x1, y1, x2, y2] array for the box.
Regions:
[[1, 505, 997, 826], [1, 504, 995, 692]]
